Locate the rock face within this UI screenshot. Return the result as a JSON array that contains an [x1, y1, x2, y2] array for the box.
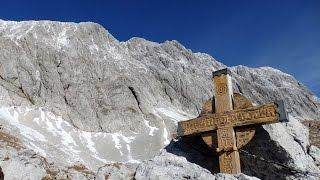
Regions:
[[134, 151, 260, 180], [232, 66, 320, 120], [0, 19, 319, 179]]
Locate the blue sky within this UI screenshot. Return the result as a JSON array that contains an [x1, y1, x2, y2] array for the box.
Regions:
[[1, 0, 319, 95]]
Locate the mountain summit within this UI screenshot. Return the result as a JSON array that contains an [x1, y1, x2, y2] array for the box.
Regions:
[[0, 20, 319, 179]]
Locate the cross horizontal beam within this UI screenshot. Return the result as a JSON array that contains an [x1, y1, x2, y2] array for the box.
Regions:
[[177, 100, 287, 137]]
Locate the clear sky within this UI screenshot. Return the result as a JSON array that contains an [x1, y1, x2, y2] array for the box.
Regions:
[[1, 0, 319, 96]]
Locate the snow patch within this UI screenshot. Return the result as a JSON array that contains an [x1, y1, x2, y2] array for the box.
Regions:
[[163, 121, 170, 146], [0, 107, 47, 143], [126, 143, 140, 163], [89, 37, 100, 54], [155, 107, 195, 145], [81, 132, 107, 163], [110, 132, 139, 163], [144, 119, 158, 136], [57, 28, 68, 46], [0, 106, 140, 169], [155, 107, 195, 122], [111, 133, 122, 150]]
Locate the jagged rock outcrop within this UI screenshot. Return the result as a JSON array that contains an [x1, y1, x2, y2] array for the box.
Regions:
[[231, 66, 320, 120], [309, 145, 320, 168], [0, 136, 95, 179], [0, 19, 319, 179], [95, 150, 260, 180]]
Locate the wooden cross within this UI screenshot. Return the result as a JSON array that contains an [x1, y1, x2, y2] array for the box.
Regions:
[[177, 68, 288, 174]]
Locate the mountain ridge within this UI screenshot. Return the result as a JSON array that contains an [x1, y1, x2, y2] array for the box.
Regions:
[[0, 19, 319, 179]]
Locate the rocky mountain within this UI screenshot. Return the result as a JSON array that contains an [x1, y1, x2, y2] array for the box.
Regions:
[[0, 19, 319, 179]]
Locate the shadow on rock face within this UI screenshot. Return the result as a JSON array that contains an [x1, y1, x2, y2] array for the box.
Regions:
[[240, 126, 297, 180], [0, 167, 3, 180], [165, 135, 220, 174], [165, 127, 298, 180]]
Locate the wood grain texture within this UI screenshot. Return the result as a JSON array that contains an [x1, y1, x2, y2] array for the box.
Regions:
[[176, 68, 284, 174], [200, 93, 255, 149], [213, 73, 240, 174], [178, 102, 279, 136]]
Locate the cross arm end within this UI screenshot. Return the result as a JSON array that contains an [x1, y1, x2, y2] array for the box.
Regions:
[[177, 122, 185, 137], [275, 100, 288, 122]]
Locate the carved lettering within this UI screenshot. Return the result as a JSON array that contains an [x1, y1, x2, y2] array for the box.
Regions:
[[266, 107, 276, 117], [236, 127, 255, 149], [216, 83, 228, 96], [220, 152, 233, 173], [178, 103, 279, 136], [217, 128, 235, 150]]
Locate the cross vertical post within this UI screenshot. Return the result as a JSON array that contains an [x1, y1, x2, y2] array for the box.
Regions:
[[213, 69, 241, 174]]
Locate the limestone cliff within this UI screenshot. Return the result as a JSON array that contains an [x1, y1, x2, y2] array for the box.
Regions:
[[0, 20, 319, 179]]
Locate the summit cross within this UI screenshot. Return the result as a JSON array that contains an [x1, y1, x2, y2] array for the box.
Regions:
[[177, 68, 288, 174]]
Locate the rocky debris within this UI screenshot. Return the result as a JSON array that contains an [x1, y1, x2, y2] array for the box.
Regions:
[[95, 150, 260, 180], [0, 19, 319, 179], [96, 163, 136, 180], [308, 146, 320, 168], [0, 135, 262, 180], [134, 150, 260, 180], [0, 128, 46, 179], [134, 150, 215, 180], [214, 174, 260, 180], [0, 149, 47, 179], [0, 126, 96, 180], [0, 147, 96, 180], [33, 163, 96, 179]]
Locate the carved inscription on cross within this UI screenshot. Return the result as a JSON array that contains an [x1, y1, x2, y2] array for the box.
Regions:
[[177, 68, 288, 174]]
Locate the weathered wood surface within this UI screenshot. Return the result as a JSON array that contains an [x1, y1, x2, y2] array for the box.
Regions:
[[175, 68, 288, 174], [213, 71, 241, 174], [178, 102, 280, 136], [201, 93, 255, 150], [233, 93, 255, 149]]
